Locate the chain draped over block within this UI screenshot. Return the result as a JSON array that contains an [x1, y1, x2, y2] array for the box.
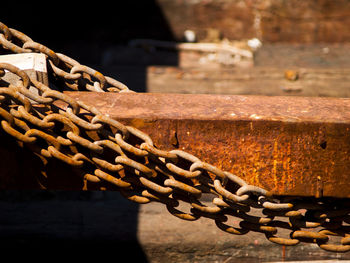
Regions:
[[0, 21, 350, 253]]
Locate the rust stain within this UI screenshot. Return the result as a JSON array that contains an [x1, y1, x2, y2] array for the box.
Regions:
[[272, 140, 279, 191], [170, 130, 179, 148]]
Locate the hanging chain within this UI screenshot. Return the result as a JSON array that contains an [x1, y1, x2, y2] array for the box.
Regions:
[[0, 21, 350, 253]]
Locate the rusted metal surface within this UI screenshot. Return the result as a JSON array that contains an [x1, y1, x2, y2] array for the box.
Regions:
[[0, 91, 349, 199], [57, 92, 350, 198]]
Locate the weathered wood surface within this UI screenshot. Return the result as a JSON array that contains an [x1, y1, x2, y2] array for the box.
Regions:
[[100, 43, 350, 96], [147, 66, 350, 97]]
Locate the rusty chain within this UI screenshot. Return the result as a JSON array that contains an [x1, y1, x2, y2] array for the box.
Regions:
[[0, 21, 350, 253]]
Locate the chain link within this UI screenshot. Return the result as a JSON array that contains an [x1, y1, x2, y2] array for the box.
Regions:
[[0, 21, 349, 252]]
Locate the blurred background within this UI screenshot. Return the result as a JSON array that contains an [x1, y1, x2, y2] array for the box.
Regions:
[[1, 0, 350, 262], [4, 0, 350, 96]]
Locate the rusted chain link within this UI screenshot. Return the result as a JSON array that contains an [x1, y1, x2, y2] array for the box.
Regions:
[[0, 21, 350, 252]]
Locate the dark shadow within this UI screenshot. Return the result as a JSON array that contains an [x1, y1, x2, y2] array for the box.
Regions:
[[0, 127, 148, 261], [0, 190, 148, 262], [0, 1, 179, 261]]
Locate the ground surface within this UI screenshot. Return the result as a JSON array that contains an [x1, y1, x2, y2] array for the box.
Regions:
[[0, 190, 349, 262]]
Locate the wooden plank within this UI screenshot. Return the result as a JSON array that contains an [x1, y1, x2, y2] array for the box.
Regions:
[[0, 53, 48, 85], [147, 66, 350, 97]]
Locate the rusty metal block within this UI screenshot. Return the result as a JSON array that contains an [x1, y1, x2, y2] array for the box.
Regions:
[[64, 92, 350, 198], [1, 91, 349, 198]]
